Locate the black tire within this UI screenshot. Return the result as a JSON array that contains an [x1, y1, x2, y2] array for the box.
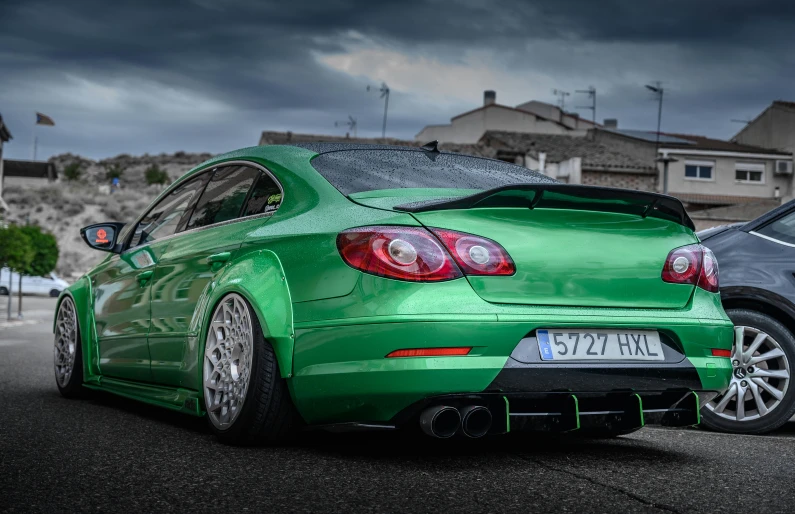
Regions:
[[49, 289, 60, 298], [0, 286, 8, 295], [701, 309, 795, 434], [55, 297, 84, 398], [205, 295, 297, 445]]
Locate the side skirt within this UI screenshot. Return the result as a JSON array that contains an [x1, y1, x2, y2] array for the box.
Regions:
[[83, 377, 204, 417]]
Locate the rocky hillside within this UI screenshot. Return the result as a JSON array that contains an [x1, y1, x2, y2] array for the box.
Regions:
[[3, 151, 214, 278]]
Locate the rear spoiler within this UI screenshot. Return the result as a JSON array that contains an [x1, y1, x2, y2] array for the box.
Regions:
[[393, 184, 695, 230]]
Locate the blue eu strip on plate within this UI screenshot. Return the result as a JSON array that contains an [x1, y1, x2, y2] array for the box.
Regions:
[[537, 329, 554, 360]]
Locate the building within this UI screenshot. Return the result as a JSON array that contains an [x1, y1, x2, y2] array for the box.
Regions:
[[0, 115, 12, 212], [592, 128, 794, 209], [475, 131, 657, 189], [415, 91, 597, 144], [2, 160, 58, 189], [258, 130, 415, 147], [732, 100, 795, 156]]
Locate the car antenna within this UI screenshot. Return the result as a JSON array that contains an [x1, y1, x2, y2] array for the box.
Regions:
[[421, 140, 440, 153]]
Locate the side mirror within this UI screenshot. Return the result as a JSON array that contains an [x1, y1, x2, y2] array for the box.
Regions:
[[80, 222, 126, 253]]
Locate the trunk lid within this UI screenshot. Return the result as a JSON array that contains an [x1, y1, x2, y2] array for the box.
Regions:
[[395, 185, 699, 309]]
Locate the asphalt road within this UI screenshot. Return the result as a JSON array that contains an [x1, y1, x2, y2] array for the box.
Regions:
[[1, 297, 794, 514]]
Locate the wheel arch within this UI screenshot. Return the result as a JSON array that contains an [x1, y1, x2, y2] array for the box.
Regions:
[[196, 248, 294, 382], [721, 286, 795, 337], [54, 276, 99, 382]]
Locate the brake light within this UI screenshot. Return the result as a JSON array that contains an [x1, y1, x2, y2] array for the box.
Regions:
[[386, 347, 472, 357], [661, 244, 719, 293], [429, 228, 515, 276], [337, 226, 462, 282], [711, 348, 731, 358]]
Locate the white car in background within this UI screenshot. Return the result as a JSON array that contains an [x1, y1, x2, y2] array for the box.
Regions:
[[0, 268, 69, 297]]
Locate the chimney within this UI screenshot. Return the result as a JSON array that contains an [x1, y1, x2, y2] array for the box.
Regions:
[[484, 90, 496, 106], [603, 119, 618, 129]]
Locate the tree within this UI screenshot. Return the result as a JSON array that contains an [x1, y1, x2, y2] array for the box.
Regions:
[[104, 163, 125, 181], [63, 162, 82, 181], [14, 225, 59, 316], [145, 164, 169, 186], [0, 225, 34, 320]]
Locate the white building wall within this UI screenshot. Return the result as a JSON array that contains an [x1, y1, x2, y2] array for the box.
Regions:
[[663, 153, 791, 199]]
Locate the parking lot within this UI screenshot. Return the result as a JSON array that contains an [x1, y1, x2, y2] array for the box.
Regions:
[[1, 296, 794, 513]]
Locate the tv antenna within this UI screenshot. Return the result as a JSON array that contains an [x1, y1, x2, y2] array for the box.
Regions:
[[575, 86, 597, 124], [335, 115, 358, 138], [552, 89, 571, 111], [367, 82, 390, 139]]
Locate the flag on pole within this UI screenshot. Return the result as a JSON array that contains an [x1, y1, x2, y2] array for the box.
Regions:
[[36, 112, 55, 126]]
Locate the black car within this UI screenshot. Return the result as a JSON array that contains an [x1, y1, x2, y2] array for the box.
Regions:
[[698, 200, 795, 434]]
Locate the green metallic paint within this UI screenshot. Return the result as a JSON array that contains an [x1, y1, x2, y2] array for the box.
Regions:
[[57, 144, 735, 427], [412, 207, 698, 309]]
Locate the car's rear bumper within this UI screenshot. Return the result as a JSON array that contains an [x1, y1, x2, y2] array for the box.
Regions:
[[290, 314, 734, 425]]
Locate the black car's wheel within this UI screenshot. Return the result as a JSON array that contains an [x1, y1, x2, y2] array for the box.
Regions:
[[702, 309, 795, 434], [54, 297, 84, 398], [0, 286, 8, 295], [202, 293, 296, 445], [49, 289, 60, 298]]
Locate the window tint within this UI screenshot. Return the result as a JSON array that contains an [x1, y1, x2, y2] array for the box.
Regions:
[[243, 172, 282, 216], [129, 176, 205, 248], [309, 149, 555, 195], [187, 166, 258, 229], [758, 211, 795, 245]]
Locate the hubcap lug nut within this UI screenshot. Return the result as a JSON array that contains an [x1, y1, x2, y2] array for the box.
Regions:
[[748, 366, 755, 373], [732, 360, 739, 367], [741, 380, 748, 387]]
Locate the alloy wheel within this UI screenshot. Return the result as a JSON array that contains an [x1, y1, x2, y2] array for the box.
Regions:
[[203, 294, 255, 429], [705, 325, 791, 422], [54, 298, 78, 387]]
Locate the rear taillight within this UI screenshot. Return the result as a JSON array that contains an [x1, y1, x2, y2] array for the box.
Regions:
[[661, 244, 719, 293], [336, 226, 462, 282], [429, 228, 515, 276]]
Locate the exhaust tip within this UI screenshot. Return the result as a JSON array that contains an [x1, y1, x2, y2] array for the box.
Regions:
[[460, 406, 492, 438], [420, 406, 461, 438]]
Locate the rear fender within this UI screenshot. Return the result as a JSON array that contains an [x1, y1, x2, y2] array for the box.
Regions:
[[195, 248, 294, 380]]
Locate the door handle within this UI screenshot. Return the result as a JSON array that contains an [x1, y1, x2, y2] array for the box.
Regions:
[[207, 252, 231, 271], [136, 270, 154, 286]]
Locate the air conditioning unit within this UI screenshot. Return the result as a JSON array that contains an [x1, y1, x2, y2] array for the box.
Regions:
[[775, 160, 793, 175]]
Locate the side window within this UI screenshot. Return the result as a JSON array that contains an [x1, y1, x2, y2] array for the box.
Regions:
[[129, 176, 205, 248], [186, 166, 259, 230], [243, 172, 283, 216], [757, 211, 795, 245]]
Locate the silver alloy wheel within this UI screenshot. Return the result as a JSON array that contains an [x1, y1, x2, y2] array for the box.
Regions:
[[203, 294, 255, 429], [705, 325, 791, 422], [54, 297, 78, 387]]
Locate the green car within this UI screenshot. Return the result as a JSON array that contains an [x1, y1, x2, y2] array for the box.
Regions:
[[54, 143, 734, 444]]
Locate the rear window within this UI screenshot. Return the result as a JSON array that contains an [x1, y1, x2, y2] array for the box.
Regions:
[[310, 149, 554, 195]]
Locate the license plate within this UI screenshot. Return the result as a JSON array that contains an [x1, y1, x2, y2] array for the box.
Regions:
[[536, 329, 665, 361]]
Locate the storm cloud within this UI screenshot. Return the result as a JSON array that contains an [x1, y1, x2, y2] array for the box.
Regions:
[[2, 0, 794, 159]]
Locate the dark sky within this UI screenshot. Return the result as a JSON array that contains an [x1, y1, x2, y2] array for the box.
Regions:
[[2, 0, 794, 159]]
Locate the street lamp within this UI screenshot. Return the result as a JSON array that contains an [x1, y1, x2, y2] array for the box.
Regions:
[[646, 82, 666, 193], [367, 82, 390, 139]]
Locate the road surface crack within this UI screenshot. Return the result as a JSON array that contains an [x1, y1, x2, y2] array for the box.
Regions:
[[515, 455, 683, 514]]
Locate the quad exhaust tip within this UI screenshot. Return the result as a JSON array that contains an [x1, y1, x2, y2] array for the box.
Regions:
[[420, 406, 461, 438], [460, 405, 492, 438]]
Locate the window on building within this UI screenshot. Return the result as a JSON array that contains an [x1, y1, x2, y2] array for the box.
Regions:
[[186, 165, 259, 230], [735, 163, 765, 183], [684, 161, 714, 180]]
